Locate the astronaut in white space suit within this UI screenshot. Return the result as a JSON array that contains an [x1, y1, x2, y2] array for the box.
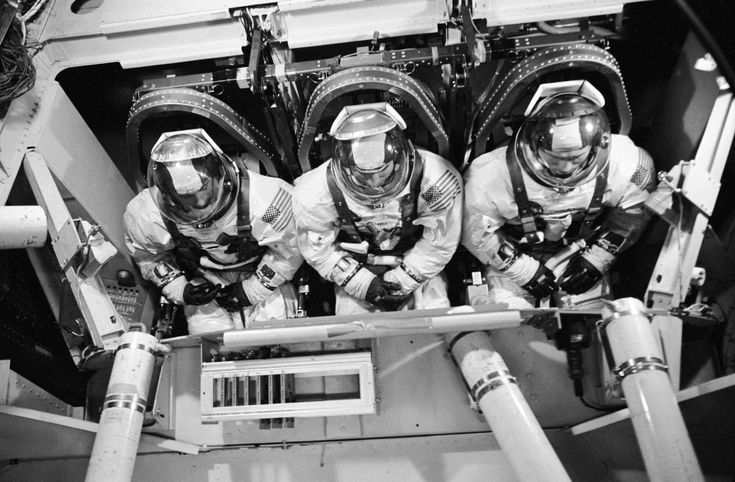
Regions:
[[292, 102, 463, 314], [124, 128, 302, 335], [463, 81, 656, 308]]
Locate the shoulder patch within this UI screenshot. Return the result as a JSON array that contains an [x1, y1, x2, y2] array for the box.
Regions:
[[261, 187, 293, 231], [630, 148, 655, 190], [422, 170, 461, 212]]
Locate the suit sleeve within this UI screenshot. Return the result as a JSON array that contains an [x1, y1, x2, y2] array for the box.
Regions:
[[240, 182, 304, 304], [123, 190, 179, 285], [386, 157, 463, 293], [123, 190, 191, 303], [597, 145, 657, 255], [459, 153, 542, 286], [461, 153, 511, 268], [292, 171, 375, 299]]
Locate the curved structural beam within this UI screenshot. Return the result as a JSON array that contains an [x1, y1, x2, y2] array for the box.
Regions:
[[471, 43, 631, 158], [298, 66, 449, 171], [127, 87, 288, 180]]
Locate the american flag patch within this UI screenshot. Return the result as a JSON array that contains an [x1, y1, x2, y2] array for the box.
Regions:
[[421, 170, 461, 212], [630, 149, 655, 190], [261, 188, 293, 231]]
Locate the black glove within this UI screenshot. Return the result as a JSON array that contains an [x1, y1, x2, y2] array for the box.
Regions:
[[182, 281, 221, 305], [558, 255, 603, 295], [215, 282, 252, 312], [365, 277, 409, 311], [173, 246, 202, 278], [522, 263, 558, 299]]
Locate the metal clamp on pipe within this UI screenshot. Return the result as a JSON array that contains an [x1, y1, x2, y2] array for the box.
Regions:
[[445, 331, 570, 482], [102, 393, 148, 413], [613, 356, 668, 381], [470, 369, 518, 401], [595, 306, 656, 382], [86, 332, 166, 482], [598, 298, 703, 482]]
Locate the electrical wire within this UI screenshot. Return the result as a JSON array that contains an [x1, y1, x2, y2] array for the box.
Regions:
[[674, 191, 686, 306], [18, 0, 50, 23], [578, 395, 617, 412], [0, 18, 36, 107]]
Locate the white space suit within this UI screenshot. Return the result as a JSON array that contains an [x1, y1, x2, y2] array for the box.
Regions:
[[463, 82, 655, 308], [292, 103, 462, 314], [124, 129, 302, 334]]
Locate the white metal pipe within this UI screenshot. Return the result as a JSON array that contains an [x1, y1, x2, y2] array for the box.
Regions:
[[223, 309, 524, 347], [85, 332, 163, 482], [0, 206, 47, 248], [446, 331, 571, 482], [601, 298, 704, 482]]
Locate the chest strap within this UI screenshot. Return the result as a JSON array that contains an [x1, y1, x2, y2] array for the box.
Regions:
[[162, 169, 264, 267], [326, 153, 424, 253], [234, 169, 258, 259], [506, 146, 609, 245]]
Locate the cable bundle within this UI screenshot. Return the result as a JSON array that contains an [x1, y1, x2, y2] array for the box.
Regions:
[[0, 18, 36, 109]]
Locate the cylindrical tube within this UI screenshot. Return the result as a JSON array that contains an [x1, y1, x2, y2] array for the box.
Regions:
[[0, 206, 47, 249], [85, 332, 161, 482], [446, 331, 570, 482], [223, 310, 523, 347], [601, 298, 703, 482]]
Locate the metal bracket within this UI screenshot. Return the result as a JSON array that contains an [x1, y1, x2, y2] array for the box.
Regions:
[[647, 160, 721, 225], [23, 151, 128, 350], [645, 91, 735, 309], [680, 161, 721, 216]]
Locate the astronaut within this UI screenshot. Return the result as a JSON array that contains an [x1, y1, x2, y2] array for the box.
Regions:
[[292, 102, 463, 314], [124, 128, 302, 335], [463, 81, 656, 308]]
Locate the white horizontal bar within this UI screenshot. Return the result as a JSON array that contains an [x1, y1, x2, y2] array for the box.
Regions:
[[223, 307, 523, 348], [570, 372, 735, 435]]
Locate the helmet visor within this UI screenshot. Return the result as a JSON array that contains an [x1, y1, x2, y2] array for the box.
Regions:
[[334, 129, 409, 202], [149, 152, 228, 224], [528, 114, 604, 179], [351, 161, 397, 189]]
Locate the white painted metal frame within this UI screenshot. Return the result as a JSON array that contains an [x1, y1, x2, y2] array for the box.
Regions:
[[23, 151, 128, 350], [275, 0, 445, 48], [473, 0, 649, 26], [0, 78, 135, 254], [151, 352, 177, 431], [646, 91, 735, 309], [30, 0, 654, 72], [200, 352, 376, 420], [0, 405, 199, 460], [35, 1, 255, 72], [276, 0, 650, 48]]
